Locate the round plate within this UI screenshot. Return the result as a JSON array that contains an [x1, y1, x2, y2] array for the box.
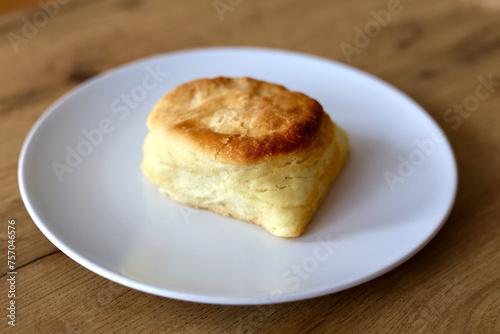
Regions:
[[19, 47, 457, 304]]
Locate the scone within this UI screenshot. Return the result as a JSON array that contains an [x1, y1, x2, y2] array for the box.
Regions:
[[141, 77, 349, 237]]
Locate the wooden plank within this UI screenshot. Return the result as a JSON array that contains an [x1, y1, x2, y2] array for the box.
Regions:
[[1, 0, 499, 332], [0, 0, 39, 13]]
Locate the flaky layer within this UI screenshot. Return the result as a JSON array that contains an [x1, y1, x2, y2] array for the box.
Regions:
[[142, 112, 350, 237], [147, 77, 324, 165]]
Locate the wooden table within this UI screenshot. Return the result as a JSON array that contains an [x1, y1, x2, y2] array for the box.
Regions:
[[1, 0, 499, 332]]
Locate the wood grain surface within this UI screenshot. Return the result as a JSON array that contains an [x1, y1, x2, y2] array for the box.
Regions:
[[0, 0, 40, 13], [1, 0, 499, 333]]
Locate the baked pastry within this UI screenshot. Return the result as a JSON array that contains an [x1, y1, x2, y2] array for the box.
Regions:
[[141, 77, 349, 237]]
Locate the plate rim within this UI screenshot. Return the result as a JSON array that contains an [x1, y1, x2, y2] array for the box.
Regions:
[[18, 46, 458, 305]]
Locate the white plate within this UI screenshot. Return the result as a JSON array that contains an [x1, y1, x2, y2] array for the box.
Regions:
[[19, 47, 457, 305]]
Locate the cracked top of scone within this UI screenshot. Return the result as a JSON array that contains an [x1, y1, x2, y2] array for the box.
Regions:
[[147, 77, 326, 165]]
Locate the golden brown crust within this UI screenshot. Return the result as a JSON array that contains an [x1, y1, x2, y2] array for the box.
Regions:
[[147, 77, 325, 165]]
